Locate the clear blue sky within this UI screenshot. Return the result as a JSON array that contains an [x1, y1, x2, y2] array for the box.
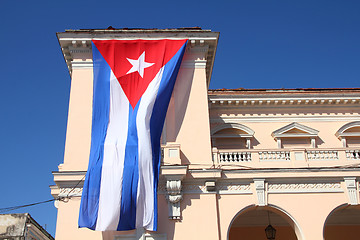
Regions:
[[0, 0, 359, 237]]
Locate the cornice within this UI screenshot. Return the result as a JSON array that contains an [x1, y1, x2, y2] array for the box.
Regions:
[[57, 31, 219, 82], [210, 115, 360, 123], [209, 96, 360, 107]]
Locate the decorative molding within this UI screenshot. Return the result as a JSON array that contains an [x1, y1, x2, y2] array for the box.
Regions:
[[58, 30, 219, 84], [69, 46, 92, 54], [71, 61, 93, 69], [217, 183, 252, 194], [58, 187, 83, 197], [159, 181, 252, 195], [210, 116, 360, 123], [344, 177, 359, 205], [336, 121, 360, 147], [335, 121, 360, 138], [254, 179, 266, 206], [268, 182, 343, 193], [187, 45, 209, 53], [272, 122, 319, 138], [181, 60, 207, 69], [165, 180, 182, 219], [209, 97, 360, 107], [211, 122, 255, 136], [182, 183, 207, 194]]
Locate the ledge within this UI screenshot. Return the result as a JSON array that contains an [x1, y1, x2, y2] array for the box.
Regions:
[[189, 169, 222, 179], [160, 165, 188, 180]]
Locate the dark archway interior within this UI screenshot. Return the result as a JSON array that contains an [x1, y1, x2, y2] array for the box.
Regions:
[[324, 205, 360, 240], [229, 207, 297, 240]]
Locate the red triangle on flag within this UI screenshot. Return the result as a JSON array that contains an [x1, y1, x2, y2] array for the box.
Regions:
[[93, 39, 187, 109]]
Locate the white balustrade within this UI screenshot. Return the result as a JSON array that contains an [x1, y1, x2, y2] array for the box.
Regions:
[[346, 150, 360, 160], [258, 151, 290, 161], [306, 150, 339, 161], [219, 152, 251, 162], [211, 148, 358, 167]]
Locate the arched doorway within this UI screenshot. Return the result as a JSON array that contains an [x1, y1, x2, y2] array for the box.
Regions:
[[323, 204, 360, 240], [228, 205, 300, 240]]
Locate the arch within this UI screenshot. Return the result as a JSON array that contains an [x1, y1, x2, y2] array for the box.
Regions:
[[335, 121, 360, 138], [323, 203, 360, 240], [211, 123, 254, 137], [227, 204, 304, 240], [335, 121, 360, 147]]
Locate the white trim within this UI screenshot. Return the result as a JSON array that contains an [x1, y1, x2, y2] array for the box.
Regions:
[[211, 123, 255, 136], [209, 97, 360, 107], [71, 61, 93, 69], [336, 121, 360, 138], [210, 116, 360, 123], [272, 122, 319, 138], [181, 60, 207, 69], [268, 182, 343, 193]]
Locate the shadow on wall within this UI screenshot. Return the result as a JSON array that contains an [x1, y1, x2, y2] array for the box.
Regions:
[[323, 204, 360, 240], [228, 205, 300, 240]]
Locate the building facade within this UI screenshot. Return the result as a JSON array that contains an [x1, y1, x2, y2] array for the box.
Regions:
[[0, 213, 54, 240], [51, 28, 360, 240]]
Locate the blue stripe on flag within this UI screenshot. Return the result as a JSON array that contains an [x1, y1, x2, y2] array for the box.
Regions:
[[79, 42, 111, 230], [149, 41, 187, 231], [117, 103, 140, 231]]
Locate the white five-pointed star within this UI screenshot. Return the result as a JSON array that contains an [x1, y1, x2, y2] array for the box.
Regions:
[[126, 51, 154, 78]]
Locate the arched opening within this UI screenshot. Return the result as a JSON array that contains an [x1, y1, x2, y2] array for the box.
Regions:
[[335, 121, 360, 148], [323, 204, 360, 240], [211, 123, 254, 149], [228, 205, 301, 240]]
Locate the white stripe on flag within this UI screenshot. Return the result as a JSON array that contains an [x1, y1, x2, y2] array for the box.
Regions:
[[135, 67, 165, 230], [96, 70, 129, 231]]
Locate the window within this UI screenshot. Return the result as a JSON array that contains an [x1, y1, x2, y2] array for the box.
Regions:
[[272, 122, 319, 148], [211, 123, 254, 149]]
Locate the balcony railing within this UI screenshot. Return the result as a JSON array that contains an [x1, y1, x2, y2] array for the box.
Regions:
[[259, 151, 290, 161], [306, 150, 339, 161], [212, 147, 360, 168], [346, 150, 360, 160], [219, 151, 251, 162]]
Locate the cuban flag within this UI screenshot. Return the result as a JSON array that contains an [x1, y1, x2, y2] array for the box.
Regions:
[[78, 39, 187, 231]]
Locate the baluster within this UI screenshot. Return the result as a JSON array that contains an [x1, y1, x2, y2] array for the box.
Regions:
[[228, 152, 233, 162], [238, 153, 242, 161], [310, 151, 314, 161], [233, 152, 238, 162], [280, 151, 285, 161], [346, 151, 350, 160], [287, 152, 290, 160]]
